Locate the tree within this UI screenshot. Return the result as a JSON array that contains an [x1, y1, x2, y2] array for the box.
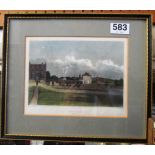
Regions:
[[46, 71, 51, 82], [51, 75, 58, 82]]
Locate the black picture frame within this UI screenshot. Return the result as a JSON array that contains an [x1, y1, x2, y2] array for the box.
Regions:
[[1, 13, 152, 143]]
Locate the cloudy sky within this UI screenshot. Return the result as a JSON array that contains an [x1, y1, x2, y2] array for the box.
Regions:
[[29, 38, 124, 80]]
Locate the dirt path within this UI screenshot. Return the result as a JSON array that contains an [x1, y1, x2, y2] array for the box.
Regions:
[[30, 86, 38, 105]]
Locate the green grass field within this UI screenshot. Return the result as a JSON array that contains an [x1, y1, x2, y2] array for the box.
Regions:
[[37, 86, 123, 107], [38, 86, 65, 105]]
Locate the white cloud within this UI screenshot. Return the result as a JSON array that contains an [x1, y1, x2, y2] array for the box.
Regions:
[[96, 59, 124, 72], [31, 55, 123, 79], [47, 55, 123, 79], [54, 55, 93, 68]]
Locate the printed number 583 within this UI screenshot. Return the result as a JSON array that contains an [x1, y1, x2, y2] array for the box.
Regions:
[[113, 24, 127, 31]]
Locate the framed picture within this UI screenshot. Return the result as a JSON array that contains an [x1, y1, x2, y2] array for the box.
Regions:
[[1, 13, 152, 143]]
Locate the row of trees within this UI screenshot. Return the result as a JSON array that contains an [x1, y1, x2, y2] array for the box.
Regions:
[[46, 71, 123, 87], [46, 71, 58, 82]]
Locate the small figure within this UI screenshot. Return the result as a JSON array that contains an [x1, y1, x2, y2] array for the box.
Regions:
[[36, 80, 39, 86]]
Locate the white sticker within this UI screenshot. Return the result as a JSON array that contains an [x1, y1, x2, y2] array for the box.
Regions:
[[110, 23, 130, 34]]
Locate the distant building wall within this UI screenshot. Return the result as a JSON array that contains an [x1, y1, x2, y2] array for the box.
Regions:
[[82, 73, 92, 84], [29, 63, 46, 81]]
